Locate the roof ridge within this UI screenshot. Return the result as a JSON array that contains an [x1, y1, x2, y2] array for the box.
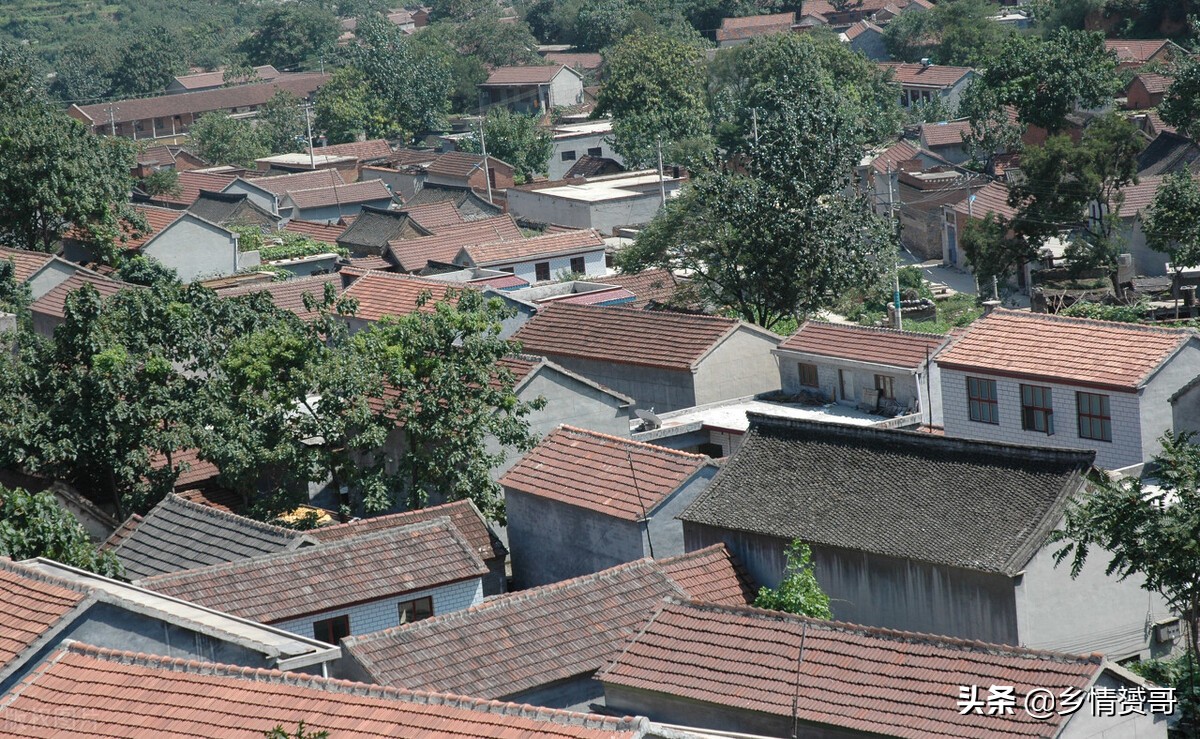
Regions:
[[54, 641, 643, 730], [554, 424, 712, 462], [797, 319, 949, 342], [315, 500, 471, 534], [544, 302, 738, 326], [659, 597, 1105, 665], [138, 516, 461, 587], [153, 493, 304, 540], [655, 543, 728, 566], [0, 557, 94, 597], [987, 307, 1196, 336]]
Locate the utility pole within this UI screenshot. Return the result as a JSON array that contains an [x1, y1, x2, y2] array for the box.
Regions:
[[304, 104, 316, 170], [108, 104, 117, 136], [751, 108, 759, 146], [887, 165, 902, 330], [656, 137, 666, 206], [478, 115, 494, 205]]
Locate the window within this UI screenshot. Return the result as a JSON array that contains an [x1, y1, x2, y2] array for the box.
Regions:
[[967, 377, 999, 424], [1077, 392, 1112, 441], [535, 262, 551, 281], [561, 150, 577, 162], [1020, 384, 1054, 434], [587, 147, 603, 157], [570, 256, 585, 274], [313, 615, 350, 643], [874, 374, 895, 400], [799, 363, 819, 388], [398, 596, 433, 624], [498, 266, 515, 274]]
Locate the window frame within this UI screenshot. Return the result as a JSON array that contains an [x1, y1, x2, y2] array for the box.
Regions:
[[1076, 391, 1112, 442], [1020, 384, 1054, 435], [560, 150, 577, 162], [798, 362, 819, 388], [874, 374, 895, 400], [569, 256, 586, 274], [312, 614, 350, 643], [966, 376, 999, 425], [534, 261, 551, 281], [398, 596, 433, 625], [587, 147, 603, 157]]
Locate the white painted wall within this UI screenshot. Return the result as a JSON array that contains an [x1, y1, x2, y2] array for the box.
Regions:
[[483, 248, 606, 283], [271, 577, 483, 639], [143, 216, 240, 283]]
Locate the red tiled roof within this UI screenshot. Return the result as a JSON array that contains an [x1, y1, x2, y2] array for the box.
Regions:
[[936, 308, 1195, 391], [176, 488, 240, 513], [921, 119, 971, 147], [512, 304, 756, 371], [135, 144, 176, 167], [654, 545, 756, 608], [596, 599, 1105, 739], [283, 218, 347, 243], [0, 642, 645, 738], [149, 447, 221, 489], [1111, 174, 1167, 215], [138, 519, 487, 623], [1145, 109, 1178, 136], [870, 139, 920, 175], [467, 272, 529, 290], [285, 179, 394, 210], [501, 425, 711, 521], [245, 168, 345, 197], [805, 0, 907, 12], [881, 62, 974, 88], [542, 52, 603, 70], [30, 272, 131, 321], [592, 268, 686, 309], [387, 215, 523, 272], [0, 558, 88, 668], [480, 64, 565, 86], [540, 286, 636, 306], [0, 247, 54, 283], [71, 73, 328, 127], [310, 138, 393, 161], [778, 320, 947, 370], [842, 19, 883, 40], [217, 273, 342, 320], [1105, 38, 1173, 64], [172, 65, 279, 90], [953, 180, 1020, 221], [151, 170, 238, 206], [342, 556, 748, 699], [99, 513, 143, 552], [463, 229, 604, 268], [311, 499, 506, 562], [425, 151, 510, 179], [1132, 72, 1172, 95], [715, 12, 795, 42], [342, 272, 464, 322], [498, 354, 541, 385], [349, 255, 393, 271], [400, 200, 466, 230]]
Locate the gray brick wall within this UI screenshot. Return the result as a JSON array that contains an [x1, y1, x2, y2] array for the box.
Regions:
[[272, 577, 483, 639]]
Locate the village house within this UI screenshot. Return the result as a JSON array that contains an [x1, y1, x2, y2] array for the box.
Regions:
[[67, 73, 328, 141], [339, 548, 755, 711], [840, 19, 889, 60], [880, 61, 975, 110], [681, 415, 1178, 660], [1126, 72, 1172, 110], [774, 320, 948, 423], [363, 151, 514, 203], [936, 308, 1200, 470], [137, 519, 487, 642], [336, 206, 435, 256], [1137, 131, 1200, 177], [0, 247, 95, 301], [221, 169, 346, 218], [714, 12, 796, 47], [401, 184, 504, 219], [943, 179, 1019, 271], [478, 64, 585, 114], [506, 280, 636, 308], [599, 268, 692, 309], [131, 144, 208, 178], [186, 190, 278, 229], [452, 229, 608, 283], [281, 180, 396, 224], [385, 215, 525, 273], [1105, 38, 1186, 72], [338, 270, 535, 336], [0, 642, 659, 738], [802, 0, 932, 24], [597, 599, 1169, 739], [137, 170, 239, 209], [548, 120, 624, 180], [165, 65, 280, 94], [1088, 173, 1200, 277], [29, 272, 133, 337], [255, 152, 360, 181], [310, 138, 394, 166], [0, 557, 340, 693], [216, 273, 342, 321], [502, 426, 718, 587], [102, 494, 314, 580], [512, 303, 783, 413], [506, 169, 686, 234]]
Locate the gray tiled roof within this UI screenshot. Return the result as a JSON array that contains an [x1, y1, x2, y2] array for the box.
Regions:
[[680, 415, 1095, 575], [336, 207, 429, 251], [109, 494, 308, 580]]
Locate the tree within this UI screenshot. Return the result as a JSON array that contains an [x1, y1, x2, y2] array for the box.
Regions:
[[258, 91, 307, 155], [51, 36, 116, 103], [753, 540, 832, 618], [140, 168, 181, 199], [115, 255, 180, 288], [980, 28, 1118, 133], [595, 30, 710, 167], [1144, 171, 1200, 318], [313, 67, 393, 144], [0, 257, 33, 327], [958, 79, 1023, 168], [239, 5, 339, 71], [108, 28, 186, 98], [1161, 56, 1200, 141], [187, 113, 268, 167], [959, 212, 1027, 286], [458, 109, 552, 183], [1052, 432, 1200, 727], [350, 16, 453, 142], [883, 0, 1014, 67], [0, 486, 122, 577]]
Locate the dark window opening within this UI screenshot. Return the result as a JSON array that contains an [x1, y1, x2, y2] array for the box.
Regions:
[[398, 596, 433, 624], [570, 256, 585, 274], [1020, 384, 1054, 434], [799, 363, 819, 388], [1077, 391, 1112, 441], [313, 615, 350, 643], [535, 262, 550, 281], [967, 377, 999, 424]]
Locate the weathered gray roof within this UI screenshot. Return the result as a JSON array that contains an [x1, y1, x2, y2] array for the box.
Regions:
[[186, 190, 275, 225], [680, 415, 1095, 575], [108, 494, 308, 580], [337, 206, 430, 250]]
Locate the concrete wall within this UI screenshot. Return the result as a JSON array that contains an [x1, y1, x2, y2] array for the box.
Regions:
[[684, 523, 1020, 644], [777, 351, 923, 414], [517, 366, 632, 441], [1173, 380, 1200, 436], [27, 260, 78, 300], [506, 184, 681, 235], [143, 216, 240, 283], [503, 673, 602, 712], [291, 197, 395, 225], [549, 70, 584, 108], [1058, 670, 1170, 739], [360, 167, 422, 202], [271, 577, 483, 639], [849, 31, 889, 62], [533, 354, 696, 413], [1118, 217, 1169, 277], [223, 181, 279, 216], [692, 327, 782, 407], [480, 247, 606, 283], [940, 368, 1145, 470], [1140, 342, 1200, 461], [1015, 528, 1172, 660], [645, 467, 717, 561], [548, 133, 619, 180]]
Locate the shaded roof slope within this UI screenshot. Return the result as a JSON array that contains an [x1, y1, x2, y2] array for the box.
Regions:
[[217, 273, 341, 320], [680, 416, 1094, 575], [30, 272, 133, 320], [597, 599, 1106, 739], [777, 320, 948, 370], [0, 642, 647, 738], [656, 545, 756, 607], [935, 308, 1195, 391], [137, 519, 487, 622], [387, 215, 523, 272], [310, 499, 506, 562], [341, 272, 463, 321], [108, 494, 308, 580], [500, 425, 711, 521], [0, 559, 88, 669]]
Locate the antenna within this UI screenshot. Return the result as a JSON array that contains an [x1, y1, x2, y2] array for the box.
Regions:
[[328, 167, 343, 219], [790, 621, 808, 739], [478, 115, 494, 205], [626, 449, 655, 559]]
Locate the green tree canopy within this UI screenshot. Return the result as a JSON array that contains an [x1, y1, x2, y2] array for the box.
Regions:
[[1144, 170, 1200, 316], [458, 109, 552, 184], [239, 5, 339, 71], [0, 485, 122, 577], [187, 113, 268, 168], [108, 27, 187, 98], [884, 0, 1014, 67], [753, 540, 832, 619], [258, 90, 307, 155], [1160, 56, 1200, 141], [313, 67, 394, 144]]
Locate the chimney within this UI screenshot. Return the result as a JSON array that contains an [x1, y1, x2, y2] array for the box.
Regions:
[[982, 300, 1001, 315]]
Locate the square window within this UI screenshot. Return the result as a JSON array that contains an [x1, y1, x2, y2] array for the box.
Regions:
[[561, 150, 576, 162], [570, 256, 585, 274], [874, 374, 895, 400], [587, 147, 603, 157], [312, 615, 350, 644], [535, 262, 551, 281], [398, 596, 433, 624], [1076, 391, 1112, 442], [799, 363, 819, 388], [966, 377, 999, 424], [1020, 384, 1054, 434]]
